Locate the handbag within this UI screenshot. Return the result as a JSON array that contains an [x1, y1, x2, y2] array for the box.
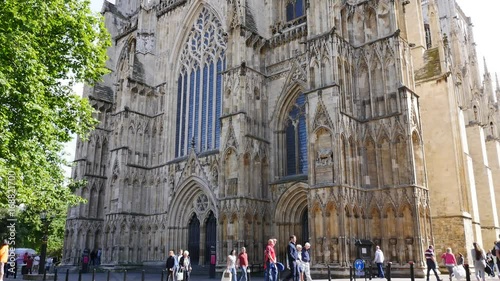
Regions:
[[221, 270, 232, 281], [453, 265, 466, 279], [176, 270, 184, 281]]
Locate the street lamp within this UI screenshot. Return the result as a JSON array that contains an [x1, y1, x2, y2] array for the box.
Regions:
[[39, 210, 49, 275]]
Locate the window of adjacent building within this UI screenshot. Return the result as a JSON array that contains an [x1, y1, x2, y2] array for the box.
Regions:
[[286, 93, 308, 175], [286, 0, 305, 22], [175, 7, 226, 157]]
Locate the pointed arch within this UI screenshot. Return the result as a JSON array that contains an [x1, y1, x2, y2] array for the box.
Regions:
[[369, 206, 382, 239], [364, 137, 378, 188], [341, 134, 348, 184], [380, 135, 393, 186], [274, 182, 309, 256], [412, 131, 425, 186], [349, 137, 358, 186], [223, 148, 238, 197], [273, 83, 308, 178], [382, 204, 397, 239], [371, 57, 385, 116], [365, 7, 378, 42], [395, 134, 408, 185], [174, 5, 227, 157], [357, 58, 370, 119]]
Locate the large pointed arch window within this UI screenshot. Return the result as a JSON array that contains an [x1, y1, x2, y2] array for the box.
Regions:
[[175, 7, 226, 157], [286, 0, 305, 22], [286, 93, 308, 175]]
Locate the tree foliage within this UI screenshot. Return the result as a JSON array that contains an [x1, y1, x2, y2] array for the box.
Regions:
[[0, 0, 110, 248]]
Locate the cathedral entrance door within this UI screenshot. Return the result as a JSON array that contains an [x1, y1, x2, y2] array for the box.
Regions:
[[301, 208, 309, 243], [188, 214, 200, 264], [205, 211, 216, 265]]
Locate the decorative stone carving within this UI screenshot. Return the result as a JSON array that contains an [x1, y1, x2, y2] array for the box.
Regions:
[[137, 33, 156, 54], [195, 193, 209, 212], [316, 148, 333, 166]]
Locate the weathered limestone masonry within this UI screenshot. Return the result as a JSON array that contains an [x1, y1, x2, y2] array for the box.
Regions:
[[63, 0, 500, 276], [415, 0, 500, 263]]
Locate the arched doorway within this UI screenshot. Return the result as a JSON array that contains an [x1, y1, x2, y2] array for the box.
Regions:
[[188, 214, 200, 264], [205, 211, 217, 265], [301, 208, 309, 243]]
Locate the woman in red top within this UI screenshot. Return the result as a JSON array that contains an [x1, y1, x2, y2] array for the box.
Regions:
[[441, 248, 457, 281], [237, 247, 248, 281]]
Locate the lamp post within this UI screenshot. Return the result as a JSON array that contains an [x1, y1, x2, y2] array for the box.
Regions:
[[39, 210, 49, 275]]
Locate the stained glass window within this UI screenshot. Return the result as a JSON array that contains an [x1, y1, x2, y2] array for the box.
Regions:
[[286, 94, 308, 175], [286, 0, 305, 22], [175, 7, 226, 157]]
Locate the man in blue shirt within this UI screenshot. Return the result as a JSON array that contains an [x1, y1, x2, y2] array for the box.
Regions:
[[302, 242, 312, 281]]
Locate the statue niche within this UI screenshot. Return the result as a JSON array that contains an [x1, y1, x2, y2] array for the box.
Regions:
[[313, 128, 334, 184]]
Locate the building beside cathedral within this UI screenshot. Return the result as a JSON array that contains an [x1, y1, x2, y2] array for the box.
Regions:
[[63, 0, 500, 275]]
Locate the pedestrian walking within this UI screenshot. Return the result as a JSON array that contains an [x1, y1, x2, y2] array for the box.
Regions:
[[227, 249, 238, 281], [283, 235, 298, 281], [166, 250, 176, 281], [374, 245, 385, 279], [471, 242, 486, 281], [264, 238, 277, 281], [0, 240, 8, 281], [425, 245, 442, 281], [302, 242, 312, 281], [237, 247, 248, 281], [179, 251, 192, 281], [441, 248, 457, 281]]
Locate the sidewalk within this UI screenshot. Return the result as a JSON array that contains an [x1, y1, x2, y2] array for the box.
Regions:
[[4, 272, 481, 281]]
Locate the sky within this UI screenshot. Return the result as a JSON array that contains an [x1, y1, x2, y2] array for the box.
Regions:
[[455, 0, 500, 81], [63, 0, 500, 176]]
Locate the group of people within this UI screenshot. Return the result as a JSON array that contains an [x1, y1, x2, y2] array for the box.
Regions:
[[424, 240, 500, 281], [0, 239, 58, 281], [264, 235, 312, 281], [226, 247, 249, 281], [165, 249, 192, 281]]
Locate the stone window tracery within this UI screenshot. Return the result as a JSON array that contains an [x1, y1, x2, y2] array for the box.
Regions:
[[175, 7, 226, 157], [286, 93, 308, 175], [286, 0, 305, 22]]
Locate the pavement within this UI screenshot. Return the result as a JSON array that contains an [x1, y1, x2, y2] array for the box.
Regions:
[[4, 271, 496, 281]]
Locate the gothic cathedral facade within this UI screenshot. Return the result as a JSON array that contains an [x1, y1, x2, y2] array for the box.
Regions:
[[64, 0, 500, 275]]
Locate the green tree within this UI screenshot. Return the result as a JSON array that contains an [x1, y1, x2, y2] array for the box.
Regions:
[[0, 0, 110, 248]]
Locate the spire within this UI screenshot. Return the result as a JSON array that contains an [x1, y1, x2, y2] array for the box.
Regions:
[[496, 73, 500, 92], [484, 57, 489, 75]]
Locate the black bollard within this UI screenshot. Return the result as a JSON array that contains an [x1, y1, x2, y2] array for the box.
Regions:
[[65, 269, 69, 281], [350, 265, 353, 281], [107, 270, 111, 281], [54, 268, 58, 281], [328, 264, 332, 281], [386, 262, 392, 281], [142, 270, 145, 281], [43, 269, 47, 281], [78, 270, 82, 281], [124, 270, 127, 281], [92, 268, 96, 281], [247, 266, 251, 281], [409, 261, 415, 281], [161, 270, 164, 281], [465, 264, 471, 281], [369, 263, 373, 280]]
